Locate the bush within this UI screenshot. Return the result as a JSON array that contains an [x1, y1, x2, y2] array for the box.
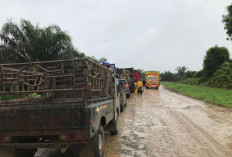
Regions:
[[203, 46, 230, 77], [209, 62, 232, 89]]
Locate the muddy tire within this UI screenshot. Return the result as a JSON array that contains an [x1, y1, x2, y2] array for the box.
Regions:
[[79, 125, 104, 157], [120, 104, 124, 112], [109, 119, 118, 135], [117, 106, 120, 115], [93, 125, 104, 157]]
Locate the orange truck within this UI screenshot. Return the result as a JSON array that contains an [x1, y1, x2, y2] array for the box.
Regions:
[[145, 71, 161, 89]]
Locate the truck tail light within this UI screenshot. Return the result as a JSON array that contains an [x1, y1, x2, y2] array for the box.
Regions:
[[0, 136, 11, 142], [123, 84, 129, 87], [59, 135, 81, 141]]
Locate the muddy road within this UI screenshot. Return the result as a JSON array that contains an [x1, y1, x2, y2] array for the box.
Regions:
[[105, 86, 232, 157]]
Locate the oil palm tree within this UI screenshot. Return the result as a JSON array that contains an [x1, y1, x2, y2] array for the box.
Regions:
[[0, 19, 80, 63]]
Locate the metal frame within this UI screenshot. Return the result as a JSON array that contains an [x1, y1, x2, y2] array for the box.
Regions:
[[0, 57, 114, 102]]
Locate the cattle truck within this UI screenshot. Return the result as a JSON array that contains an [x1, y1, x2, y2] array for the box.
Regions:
[[0, 57, 119, 157]]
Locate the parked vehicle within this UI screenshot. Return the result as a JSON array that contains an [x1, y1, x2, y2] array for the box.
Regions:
[[118, 79, 130, 98], [0, 57, 119, 157], [116, 79, 126, 112], [117, 68, 135, 93], [145, 71, 161, 89]]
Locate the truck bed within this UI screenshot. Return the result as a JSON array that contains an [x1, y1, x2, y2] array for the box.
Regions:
[[0, 100, 85, 136]]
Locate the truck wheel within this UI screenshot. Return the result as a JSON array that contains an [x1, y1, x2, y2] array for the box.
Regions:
[[117, 106, 120, 115], [109, 119, 118, 135], [93, 125, 104, 157], [79, 125, 104, 157], [120, 104, 124, 112]]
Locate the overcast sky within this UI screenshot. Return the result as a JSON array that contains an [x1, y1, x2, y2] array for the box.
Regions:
[[1, 0, 232, 72]]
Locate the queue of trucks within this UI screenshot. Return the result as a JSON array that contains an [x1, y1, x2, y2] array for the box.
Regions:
[[0, 58, 160, 157]]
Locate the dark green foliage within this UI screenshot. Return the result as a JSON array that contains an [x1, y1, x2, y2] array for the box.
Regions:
[[79, 52, 86, 58], [222, 4, 232, 40], [99, 57, 107, 62], [203, 46, 230, 77], [161, 71, 177, 82], [175, 66, 188, 81], [0, 94, 17, 100], [209, 62, 232, 89], [0, 19, 80, 63], [195, 70, 204, 78], [184, 71, 197, 79]]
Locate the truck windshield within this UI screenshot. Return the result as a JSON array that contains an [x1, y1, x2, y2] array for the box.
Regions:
[[148, 76, 158, 80], [119, 80, 128, 85]]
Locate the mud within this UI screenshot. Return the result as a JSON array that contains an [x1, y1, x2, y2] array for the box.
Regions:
[[105, 86, 232, 157]]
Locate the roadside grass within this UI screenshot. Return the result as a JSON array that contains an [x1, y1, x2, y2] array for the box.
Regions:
[[161, 81, 232, 109]]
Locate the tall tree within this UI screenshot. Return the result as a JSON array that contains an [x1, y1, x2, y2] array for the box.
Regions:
[[203, 46, 230, 77], [222, 4, 232, 40], [99, 57, 107, 62], [0, 19, 80, 63], [176, 66, 188, 80], [161, 71, 176, 82]]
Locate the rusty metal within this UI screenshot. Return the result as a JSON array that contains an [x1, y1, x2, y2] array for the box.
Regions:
[[0, 57, 114, 102]]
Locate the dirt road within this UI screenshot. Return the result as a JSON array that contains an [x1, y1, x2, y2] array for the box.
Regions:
[[105, 86, 232, 157]]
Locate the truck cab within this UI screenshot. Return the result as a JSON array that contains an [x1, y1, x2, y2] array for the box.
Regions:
[[145, 71, 160, 89]]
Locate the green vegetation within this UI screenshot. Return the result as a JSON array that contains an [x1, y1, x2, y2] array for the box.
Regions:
[[209, 62, 232, 88], [161, 82, 232, 108], [99, 57, 108, 62], [0, 94, 17, 100], [223, 3, 232, 40], [203, 46, 230, 77], [161, 45, 231, 89], [0, 19, 83, 64], [175, 66, 188, 81], [161, 71, 176, 82]]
